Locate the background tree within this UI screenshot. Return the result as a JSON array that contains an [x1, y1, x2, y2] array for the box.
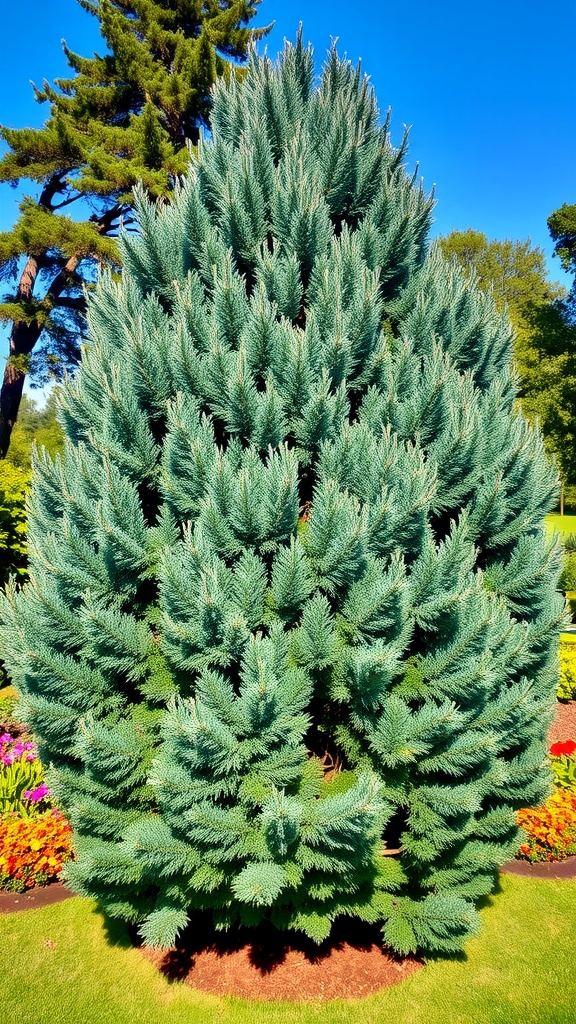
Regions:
[[439, 229, 576, 498], [0, 393, 63, 688], [0, 0, 270, 458], [548, 202, 576, 323], [0, 39, 562, 958], [5, 392, 63, 471]]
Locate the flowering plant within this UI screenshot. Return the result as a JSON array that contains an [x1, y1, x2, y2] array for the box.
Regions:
[[549, 739, 576, 792], [0, 811, 73, 891], [517, 789, 576, 862], [0, 733, 52, 817]]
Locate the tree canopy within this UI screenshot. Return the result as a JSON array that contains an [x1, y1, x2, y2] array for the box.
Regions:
[[0, 0, 270, 457], [548, 202, 576, 323]]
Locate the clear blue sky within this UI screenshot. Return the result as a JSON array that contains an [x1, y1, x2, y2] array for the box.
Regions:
[[0, 0, 574, 296]]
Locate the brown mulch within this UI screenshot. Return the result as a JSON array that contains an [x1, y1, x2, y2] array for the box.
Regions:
[[140, 915, 423, 1002], [500, 855, 576, 880], [0, 880, 74, 914], [548, 700, 576, 745]]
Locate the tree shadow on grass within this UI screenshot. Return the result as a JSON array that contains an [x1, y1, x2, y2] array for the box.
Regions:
[[92, 905, 135, 950]]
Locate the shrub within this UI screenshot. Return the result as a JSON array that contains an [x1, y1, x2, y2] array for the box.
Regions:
[[558, 643, 576, 700], [0, 39, 562, 955], [517, 789, 576, 862], [560, 552, 576, 592], [0, 462, 29, 587], [562, 532, 576, 554], [0, 811, 73, 891], [0, 686, 19, 732]]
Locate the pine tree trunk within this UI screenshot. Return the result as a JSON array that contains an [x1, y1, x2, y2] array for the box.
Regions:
[[0, 253, 81, 458], [0, 256, 41, 459]]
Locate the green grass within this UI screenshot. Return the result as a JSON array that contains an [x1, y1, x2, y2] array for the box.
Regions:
[[545, 514, 576, 535], [1, 874, 575, 1024]]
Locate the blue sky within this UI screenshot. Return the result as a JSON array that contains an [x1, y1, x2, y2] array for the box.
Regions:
[[0, 0, 574, 316]]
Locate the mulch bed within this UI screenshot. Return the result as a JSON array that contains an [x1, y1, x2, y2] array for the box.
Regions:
[[0, 880, 74, 914], [140, 915, 423, 1001], [548, 700, 576, 745], [500, 856, 576, 880]]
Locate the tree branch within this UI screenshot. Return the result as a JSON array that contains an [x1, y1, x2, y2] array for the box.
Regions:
[[54, 295, 86, 312], [92, 203, 127, 235], [38, 172, 68, 209], [51, 191, 85, 211]]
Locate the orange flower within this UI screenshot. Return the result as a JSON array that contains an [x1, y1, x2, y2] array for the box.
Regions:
[[0, 811, 73, 889], [517, 789, 576, 862]]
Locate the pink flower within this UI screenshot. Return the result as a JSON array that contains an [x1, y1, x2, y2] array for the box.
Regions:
[[23, 784, 50, 802], [0, 733, 12, 745], [25, 753, 36, 762], [12, 743, 24, 757], [1, 753, 14, 765]]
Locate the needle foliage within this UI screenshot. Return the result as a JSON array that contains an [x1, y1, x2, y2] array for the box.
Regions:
[[0, 38, 563, 956]]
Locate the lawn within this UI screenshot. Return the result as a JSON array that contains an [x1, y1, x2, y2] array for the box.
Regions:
[[546, 514, 576, 535], [1, 874, 575, 1024]]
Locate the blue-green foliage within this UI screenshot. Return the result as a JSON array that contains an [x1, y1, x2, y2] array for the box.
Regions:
[[0, 38, 563, 955]]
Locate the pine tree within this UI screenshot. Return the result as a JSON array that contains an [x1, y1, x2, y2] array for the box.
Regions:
[[0, 39, 564, 956], [0, 0, 269, 458]]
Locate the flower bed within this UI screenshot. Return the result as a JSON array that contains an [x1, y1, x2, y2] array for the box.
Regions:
[[516, 739, 576, 862], [0, 732, 52, 817], [0, 728, 73, 891], [0, 811, 73, 891], [517, 789, 576, 863]]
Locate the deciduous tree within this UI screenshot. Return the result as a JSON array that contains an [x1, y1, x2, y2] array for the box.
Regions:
[[439, 229, 576, 492], [548, 202, 576, 322]]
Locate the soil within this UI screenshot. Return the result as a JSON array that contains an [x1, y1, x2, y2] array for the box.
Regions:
[[500, 856, 576, 880], [140, 915, 423, 1001], [0, 880, 74, 914]]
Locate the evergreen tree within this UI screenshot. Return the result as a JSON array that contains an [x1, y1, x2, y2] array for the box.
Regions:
[[0, 0, 269, 458], [0, 40, 563, 956]]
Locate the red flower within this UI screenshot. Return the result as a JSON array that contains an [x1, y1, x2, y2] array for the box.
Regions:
[[549, 740, 576, 757]]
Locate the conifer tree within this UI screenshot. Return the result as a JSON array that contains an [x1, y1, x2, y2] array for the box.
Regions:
[[0, 0, 269, 458], [0, 39, 563, 956]]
